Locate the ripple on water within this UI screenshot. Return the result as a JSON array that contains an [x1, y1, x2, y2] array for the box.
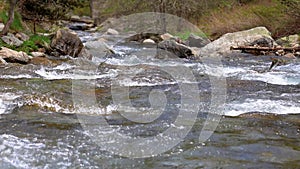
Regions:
[[225, 99, 300, 116]]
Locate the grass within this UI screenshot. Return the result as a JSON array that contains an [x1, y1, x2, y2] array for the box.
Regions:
[[197, 0, 291, 39], [0, 34, 50, 54], [0, 11, 23, 32], [175, 31, 208, 40]]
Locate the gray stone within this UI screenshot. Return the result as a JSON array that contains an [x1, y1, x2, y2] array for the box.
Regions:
[[50, 29, 84, 58], [0, 47, 31, 64], [199, 27, 274, 57], [106, 28, 119, 35], [276, 34, 299, 47], [85, 40, 114, 57], [158, 39, 198, 58], [186, 33, 211, 48], [15, 32, 30, 41], [1, 33, 24, 47]]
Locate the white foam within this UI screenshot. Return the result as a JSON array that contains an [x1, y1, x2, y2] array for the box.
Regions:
[[35, 67, 118, 80], [0, 74, 34, 79], [241, 72, 300, 85], [225, 99, 300, 116], [0, 93, 20, 114]]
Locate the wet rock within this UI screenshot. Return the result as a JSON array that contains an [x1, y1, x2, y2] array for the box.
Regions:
[[49, 29, 84, 58], [29, 56, 60, 66], [31, 52, 45, 58], [143, 39, 156, 44], [185, 33, 211, 48], [69, 23, 94, 31], [276, 34, 300, 47], [199, 27, 274, 57], [105, 28, 119, 35], [78, 47, 93, 60], [85, 40, 114, 57], [0, 47, 31, 64], [158, 39, 198, 58], [1, 33, 23, 47], [0, 23, 4, 32], [15, 32, 30, 41]]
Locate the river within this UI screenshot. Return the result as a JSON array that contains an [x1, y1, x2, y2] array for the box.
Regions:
[[0, 28, 299, 168]]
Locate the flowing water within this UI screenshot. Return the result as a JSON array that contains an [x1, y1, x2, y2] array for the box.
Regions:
[[0, 30, 299, 168]]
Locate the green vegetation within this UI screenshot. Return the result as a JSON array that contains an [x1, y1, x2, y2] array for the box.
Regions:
[[0, 11, 23, 32], [0, 34, 50, 54]]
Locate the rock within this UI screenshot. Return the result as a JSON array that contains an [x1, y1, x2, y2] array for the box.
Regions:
[[70, 15, 94, 24], [106, 28, 119, 35], [15, 32, 30, 41], [158, 40, 198, 58], [0, 23, 4, 32], [143, 39, 156, 44], [160, 33, 174, 41], [78, 47, 93, 60], [250, 37, 274, 47], [29, 56, 60, 66], [31, 52, 45, 58], [85, 40, 115, 57], [283, 53, 296, 59], [199, 27, 274, 57], [49, 29, 84, 58], [185, 33, 211, 48], [1, 33, 24, 47], [276, 34, 300, 47], [69, 23, 94, 31], [0, 47, 31, 64]]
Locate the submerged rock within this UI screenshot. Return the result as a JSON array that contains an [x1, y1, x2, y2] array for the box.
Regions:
[[1, 33, 23, 47], [199, 27, 274, 57], [0, 47, 31, 64], [49, 29, 84, 58]]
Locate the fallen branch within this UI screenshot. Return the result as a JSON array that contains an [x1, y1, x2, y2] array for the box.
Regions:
[[230, 46, 300, 55]]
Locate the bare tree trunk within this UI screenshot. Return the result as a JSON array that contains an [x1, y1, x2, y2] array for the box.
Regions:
[[1, 0, 17, 35]]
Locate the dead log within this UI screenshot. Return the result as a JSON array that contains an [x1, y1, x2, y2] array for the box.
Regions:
[[230, 46, 300, 56]]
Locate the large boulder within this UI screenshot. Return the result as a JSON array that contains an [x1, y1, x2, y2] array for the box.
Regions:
[[1, 33, 23, 47], [50, 29, 84, 58], [85, 40, 115, 57], [185, 33, 211, 48], [157, 39, 198, 59], [199, 27, 274, 57], [276, 34, 300, 47], [0, 47, 31, 64]]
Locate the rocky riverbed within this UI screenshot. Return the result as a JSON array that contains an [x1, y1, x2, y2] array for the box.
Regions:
[[0, 16, 299, 168]]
